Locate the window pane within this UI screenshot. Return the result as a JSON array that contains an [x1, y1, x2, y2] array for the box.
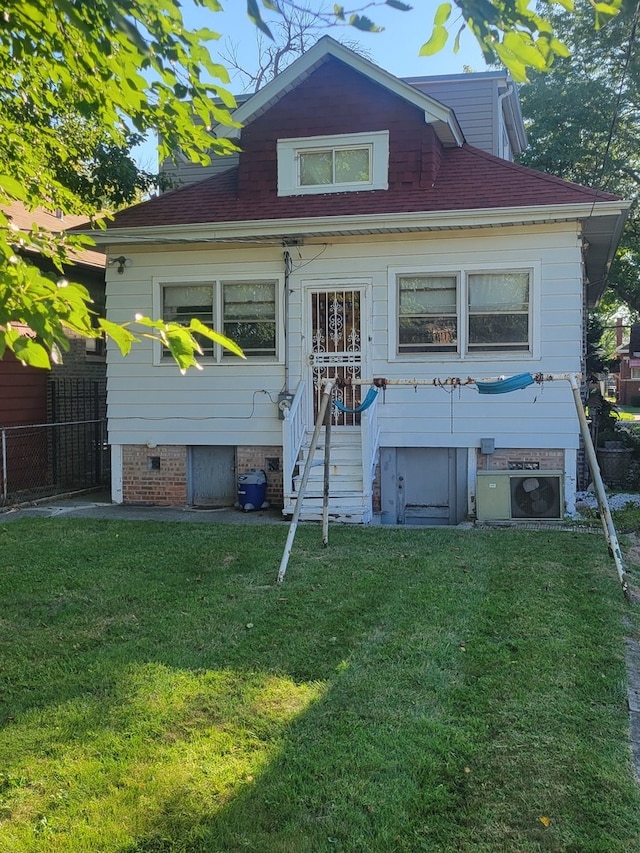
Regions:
[[468, 273, 529, 310], [299, 151, 332, 186], [399, 317, 458, 351], [162, 284, 215, 356], [399, 276, 457, 314], [223, 281, 276, 357], [335, 147, 370, 183], [398, 275, 457, 352], [468, 314, 529, 348], [467, 272, 529, 351]]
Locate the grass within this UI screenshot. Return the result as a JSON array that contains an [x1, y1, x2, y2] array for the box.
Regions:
[[0, 518, 639, 852]]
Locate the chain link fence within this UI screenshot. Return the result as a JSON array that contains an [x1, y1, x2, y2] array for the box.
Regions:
[[1, 419, 110, 506], [0, 376, 109, 506]]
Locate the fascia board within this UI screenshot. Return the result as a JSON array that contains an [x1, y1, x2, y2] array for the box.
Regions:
[[79, 201, 631, 245], [217, 36, 464, 147]]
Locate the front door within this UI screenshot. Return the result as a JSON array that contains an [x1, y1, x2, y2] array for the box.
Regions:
[[308, 287, 364, 427]]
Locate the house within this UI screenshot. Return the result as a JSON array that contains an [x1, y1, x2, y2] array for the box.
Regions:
[[616, 323, 640, 407], [0, 203, 107, 501], [84, 37, 629, 524]]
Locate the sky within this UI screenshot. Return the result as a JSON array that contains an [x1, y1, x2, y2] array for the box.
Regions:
[[134, 2, 489, 170], [204, 2, 488, 85]]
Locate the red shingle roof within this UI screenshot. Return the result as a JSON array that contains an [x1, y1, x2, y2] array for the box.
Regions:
[[4, 201, 105, 268], [103, 144, 620, 231]]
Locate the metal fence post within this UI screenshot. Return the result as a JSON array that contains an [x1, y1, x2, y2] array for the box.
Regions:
[[1, 428, 7, 504]]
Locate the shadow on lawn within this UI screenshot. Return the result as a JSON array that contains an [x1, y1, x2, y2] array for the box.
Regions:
[[1, 521, 639, 852]]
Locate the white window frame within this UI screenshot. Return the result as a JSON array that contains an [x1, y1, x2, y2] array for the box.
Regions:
[[630, 367, 640, 380], [397, 273, 460, 355], [152, 275, 283, 366], [388, 262, 539, 361], [277, 131, 389, 196], [466, 269, 532, 355]]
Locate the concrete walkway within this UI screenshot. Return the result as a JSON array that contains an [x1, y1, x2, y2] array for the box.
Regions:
[[0, 489, 287, 525]]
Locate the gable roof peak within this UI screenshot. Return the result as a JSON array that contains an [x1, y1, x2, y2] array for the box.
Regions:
[[217, 35, 464, 148]]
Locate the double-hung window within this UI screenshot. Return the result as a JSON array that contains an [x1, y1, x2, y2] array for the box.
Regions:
[[394, 267, 533, 358], [467, 271, 530, 353], [222, 281, 277, 358], [398, 275, 458, 353], [160, 279, 277, 362]]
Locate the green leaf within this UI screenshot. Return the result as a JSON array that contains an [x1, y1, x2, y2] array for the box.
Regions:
[[348, 14, 383, 32], [593, 1, 621, 28], [0, 175, 28, 201], [188, 319, 246, 358], [246, 0, 273, 38], [434, 3, 452, 26], [334, 4, 346, 20], [385, 0, 413, 10], [493, 42, 530, 82], [503, 32, 548, 70], [420, 25, 449, 56], [12, 336, 52, 369], [98, 318, 139, 356]]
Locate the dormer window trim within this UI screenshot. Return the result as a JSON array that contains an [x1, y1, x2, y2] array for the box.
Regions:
[[277, 131, 389, 197]]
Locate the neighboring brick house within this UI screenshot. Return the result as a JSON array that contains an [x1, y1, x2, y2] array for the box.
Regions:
[[617, 323, 640, 407], [82, 37, 629, 523], [0, 203, 107, 500]]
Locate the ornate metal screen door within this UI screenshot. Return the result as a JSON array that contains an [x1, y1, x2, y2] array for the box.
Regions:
[[309, 288, 362, 426]]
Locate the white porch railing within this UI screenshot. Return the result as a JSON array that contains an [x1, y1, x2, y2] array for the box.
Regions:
[[282, 380, 306, 502], [360, 389, 381, 511]]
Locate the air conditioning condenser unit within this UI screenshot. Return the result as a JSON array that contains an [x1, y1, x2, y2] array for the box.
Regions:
[[476, 471, 563, 521]]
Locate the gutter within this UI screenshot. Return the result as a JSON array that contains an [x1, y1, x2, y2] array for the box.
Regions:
[[76, 201, 631, 246]]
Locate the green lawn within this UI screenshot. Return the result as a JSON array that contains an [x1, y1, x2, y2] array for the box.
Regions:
[[0, 518, 639, 852]]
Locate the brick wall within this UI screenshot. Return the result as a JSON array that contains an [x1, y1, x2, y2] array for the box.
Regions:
[[50, 335, 106, 383], [236, 445, 284, 508], [122, 445, 187, 505], [476, 448, 564, 471], [122, 444, 285, 508]]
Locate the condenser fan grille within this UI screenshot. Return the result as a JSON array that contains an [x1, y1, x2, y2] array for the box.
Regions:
[[510, 476, 561, 519]]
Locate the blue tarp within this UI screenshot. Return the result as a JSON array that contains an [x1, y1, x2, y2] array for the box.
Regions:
[[475, 373, 535, 395]]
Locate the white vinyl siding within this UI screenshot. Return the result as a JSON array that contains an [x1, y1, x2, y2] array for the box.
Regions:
[[105, 223, 581, 456]]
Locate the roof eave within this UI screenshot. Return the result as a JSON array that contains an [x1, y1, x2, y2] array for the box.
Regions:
[[77, 201, 631, 247]]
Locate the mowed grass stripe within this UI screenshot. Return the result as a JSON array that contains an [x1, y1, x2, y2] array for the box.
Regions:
[[0, 519, 637, 852]]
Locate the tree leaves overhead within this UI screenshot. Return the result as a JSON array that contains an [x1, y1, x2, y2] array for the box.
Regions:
[[0, 0, 242, 370], [418, 0, 620, 80], [1, 0, 632, 370], [518, 0, 640, 314]]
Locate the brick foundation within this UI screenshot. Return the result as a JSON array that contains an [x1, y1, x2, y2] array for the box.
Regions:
[[236, 446, 284, 508], [122, 445, 187, 506], [121, 444, 284, 508], [476, 447, 564, 472]]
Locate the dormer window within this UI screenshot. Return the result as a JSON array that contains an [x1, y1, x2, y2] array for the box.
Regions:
[[277, 131, 389, 196]]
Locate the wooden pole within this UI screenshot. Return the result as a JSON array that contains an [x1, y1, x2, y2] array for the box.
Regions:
[[568, 374, 628, 593], [277, 380, 334, 584], [322, 395, 332, 548]]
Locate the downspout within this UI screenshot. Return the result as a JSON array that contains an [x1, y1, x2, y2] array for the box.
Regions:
[[283, 249, 292, 393]]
